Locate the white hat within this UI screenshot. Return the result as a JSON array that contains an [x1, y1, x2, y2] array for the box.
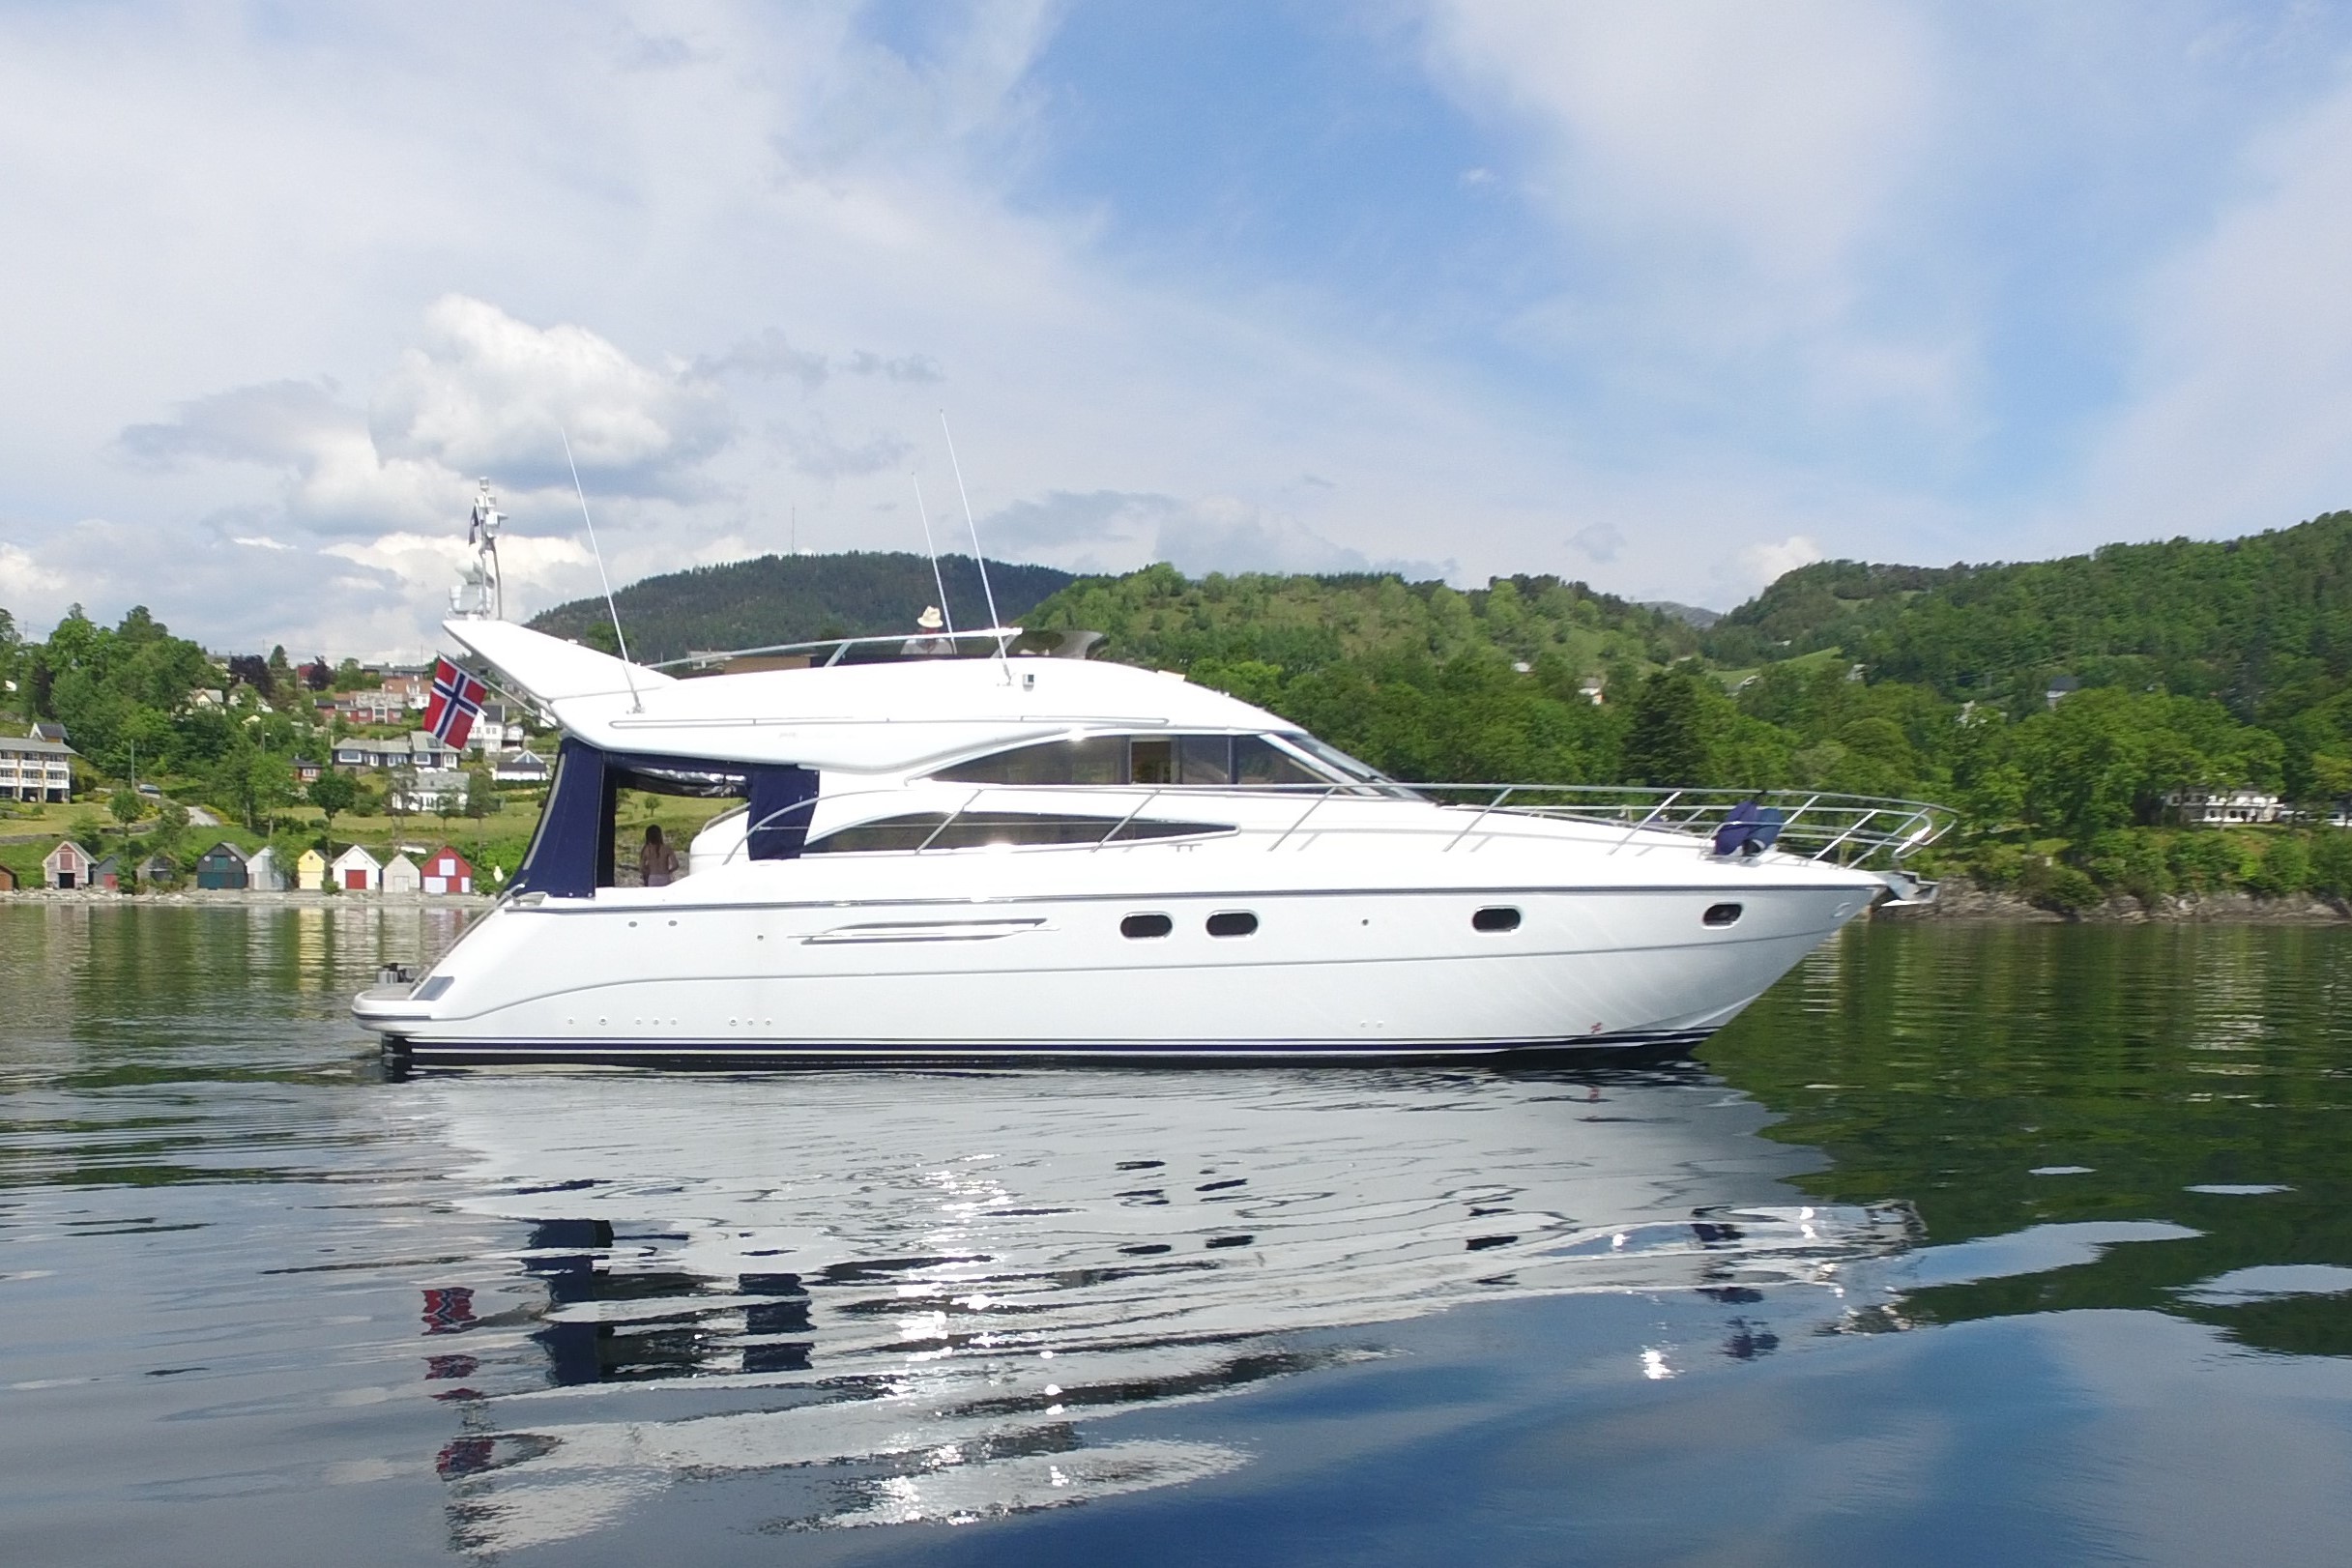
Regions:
[[916, 605, 945, 631]]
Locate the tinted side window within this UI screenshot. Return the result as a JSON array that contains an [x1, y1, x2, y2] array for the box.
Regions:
[[808, 812, 1232, 852], [1233, 736, 1321, 786], [934, 737, 1129, 786]]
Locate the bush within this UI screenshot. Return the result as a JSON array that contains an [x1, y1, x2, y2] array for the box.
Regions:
[[2249, 834, 2311, 898], [2019, 857, 2102, 914]]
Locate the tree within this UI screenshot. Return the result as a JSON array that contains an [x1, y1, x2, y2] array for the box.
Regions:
[[388, 766, 417, 831], [308, 769, 357, 855], [108, 786, 145, 828], [332, 657, 366, 692], [266, 646, 295, 701], [464, 769, 496, 824], [1622, 667, 1709, 786]]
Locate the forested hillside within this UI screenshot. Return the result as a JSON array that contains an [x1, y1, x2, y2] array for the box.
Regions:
[[528, 552, 1072, 663], [1704, 511, 2352, 713]]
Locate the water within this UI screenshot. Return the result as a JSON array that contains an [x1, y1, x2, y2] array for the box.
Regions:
[[6, 908, 2352, 1565]]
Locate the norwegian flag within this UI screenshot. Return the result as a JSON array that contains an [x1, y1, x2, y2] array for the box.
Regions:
[[423, 658, 488, 748]]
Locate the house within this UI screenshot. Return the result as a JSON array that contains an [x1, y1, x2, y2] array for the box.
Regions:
[[137, 853, 177, 887], [1577, 676, 1606, 706], [493, 750, 552, 787], [332, 732, 460, 773], [330, 845, 382, 892], [0, 864, 16, 891], [44, 840, 94, 889], [390, 769, 470, 814], [2169, 788, 2285, 827], [247, 845, 289, 891], [1, 730, 77, 802], [30, 721, 67, 742], [291, 757, 323, 784], [381, 852, 422, 894], [421, 846, 475, 895], [87, 855, 122, 892], [380, 669, 432, 707], [295, 848, 327, 891], [194, 842, 250, 889], [2046, 674, 2082, 710]]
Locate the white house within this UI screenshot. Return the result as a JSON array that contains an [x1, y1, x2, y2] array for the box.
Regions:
[[390, 769, 470, 814], [2168, 788, 2285, 827], [1, 730, 76, 802], [246, 845, 289, 891], [381, 853, 422, 894], [329, 845, 382, 892]]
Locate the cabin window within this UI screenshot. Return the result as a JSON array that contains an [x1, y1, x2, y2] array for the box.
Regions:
[[1120, 913, 1175, 939], [1703, 903, 1744, 927], [1205, 911, 1259, 938], [1472, 906, 1522, 932], [1233, 736, 1322, 787], [931, 733, 1361, 789], [934, 737, 1130, 786], [806, 812, 1234, 853]]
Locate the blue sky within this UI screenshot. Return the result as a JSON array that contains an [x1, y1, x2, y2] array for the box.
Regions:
[[5, 1, 2352, 654]]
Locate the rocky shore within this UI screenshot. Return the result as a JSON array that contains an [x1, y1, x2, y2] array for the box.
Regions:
[[1878, 879, 2352, 923]]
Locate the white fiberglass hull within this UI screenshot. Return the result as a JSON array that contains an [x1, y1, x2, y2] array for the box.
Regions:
[[356, 838, 1888, 1065]]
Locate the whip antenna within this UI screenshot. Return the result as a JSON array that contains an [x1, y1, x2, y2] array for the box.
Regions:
[[939, 411, 1003, 660], [561, 429, 642, 713], [910, 473, 958, 634]]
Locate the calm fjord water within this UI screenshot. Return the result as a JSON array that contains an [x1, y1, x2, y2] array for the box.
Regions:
[[5, 906, 2352, 1566]]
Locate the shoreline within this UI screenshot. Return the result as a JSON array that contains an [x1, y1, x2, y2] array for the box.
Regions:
[[1878, 879, 2352, 923], [0, 887, 492, 908]]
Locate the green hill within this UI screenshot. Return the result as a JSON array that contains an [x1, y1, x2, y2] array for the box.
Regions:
[[1019, 564, 1699, 678], [1705, 510, 2352, 714], [527, 551, 1075, 663]]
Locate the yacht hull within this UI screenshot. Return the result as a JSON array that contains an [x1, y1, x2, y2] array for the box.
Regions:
[[357, 878, 1878, 1067]]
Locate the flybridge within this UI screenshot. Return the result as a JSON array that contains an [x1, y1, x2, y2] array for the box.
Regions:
[[441, 618, 1293, 775]]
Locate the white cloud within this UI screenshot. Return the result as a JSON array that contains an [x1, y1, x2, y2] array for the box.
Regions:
[[1740, 534, 1825, 589], [371, 296, 731, 494]]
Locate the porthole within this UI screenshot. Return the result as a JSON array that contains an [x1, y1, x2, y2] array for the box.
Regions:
[[1121, 913, 1174, 940], [1703, 903, 1743, 927], [1472, 906, 1521, 933], [1205, 911, 1259, 938]]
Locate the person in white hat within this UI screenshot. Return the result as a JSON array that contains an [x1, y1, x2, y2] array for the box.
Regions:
[[901, 605, 954, 657]]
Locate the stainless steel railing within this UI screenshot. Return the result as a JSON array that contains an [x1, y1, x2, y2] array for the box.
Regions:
[[711, 780, 1955, 869]]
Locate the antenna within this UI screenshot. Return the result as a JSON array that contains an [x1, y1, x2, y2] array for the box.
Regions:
[[561, 429, 643, 713], [909, 473, 958, 634], [939, 411, 1003, 660]]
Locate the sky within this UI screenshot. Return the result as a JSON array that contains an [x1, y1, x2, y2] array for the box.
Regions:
[[6, 1, 2352, 657]]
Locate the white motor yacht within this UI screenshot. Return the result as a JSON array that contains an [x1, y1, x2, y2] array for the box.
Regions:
[[353, 522, 1947, 1065]]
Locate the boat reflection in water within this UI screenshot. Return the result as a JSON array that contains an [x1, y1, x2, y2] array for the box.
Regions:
[[415, 1067, 1912, 1548]]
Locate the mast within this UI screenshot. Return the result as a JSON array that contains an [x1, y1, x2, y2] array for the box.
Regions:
[[452, 479, 505, 621]]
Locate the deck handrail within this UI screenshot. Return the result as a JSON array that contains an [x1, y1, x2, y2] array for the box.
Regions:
[[705, 779, 1957, 871]]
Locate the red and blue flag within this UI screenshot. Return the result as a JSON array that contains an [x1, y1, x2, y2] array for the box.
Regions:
[[423, 658, 488, 748]]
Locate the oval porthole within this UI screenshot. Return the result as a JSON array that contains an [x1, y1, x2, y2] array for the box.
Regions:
[[1472, 906, 1522, 933], [1703, 903, 1744, 927], [1205, 911, 1259, 938], [1120, 913, 1174, 940]]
